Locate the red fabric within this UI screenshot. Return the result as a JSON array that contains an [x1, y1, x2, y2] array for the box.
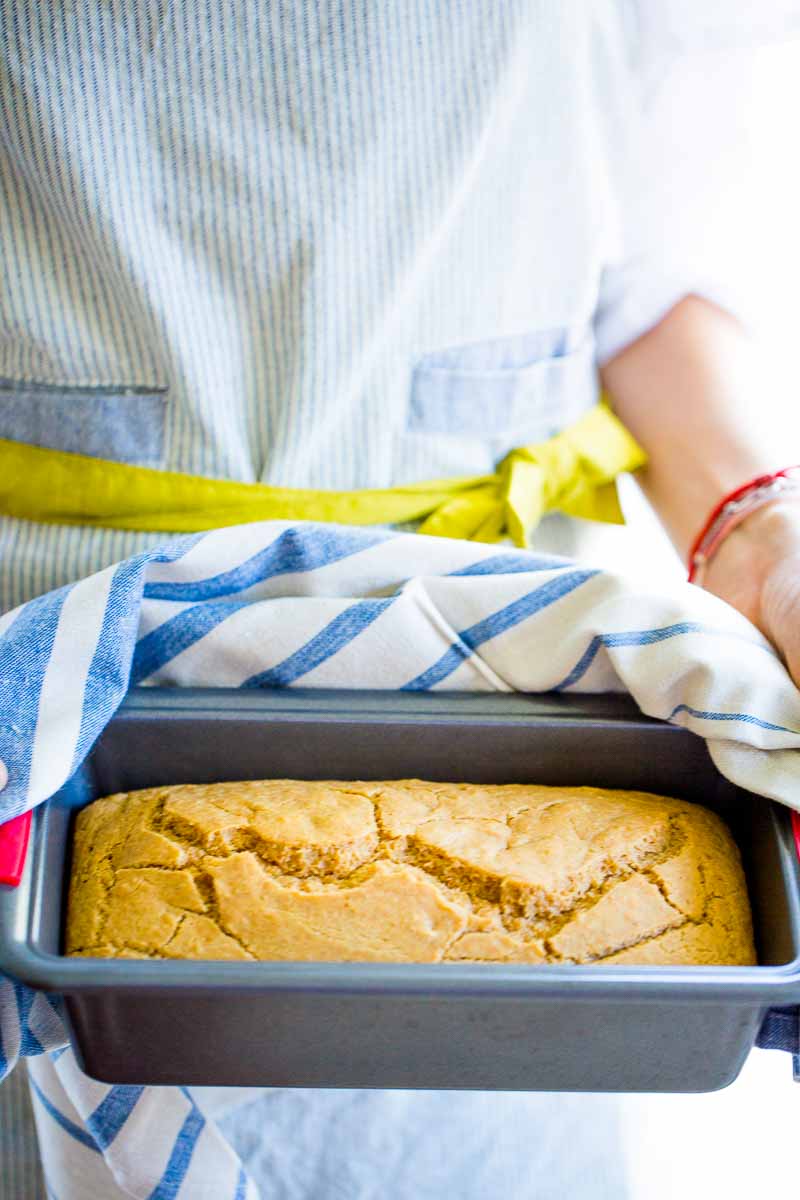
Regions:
[[0, 812, 32, 887]]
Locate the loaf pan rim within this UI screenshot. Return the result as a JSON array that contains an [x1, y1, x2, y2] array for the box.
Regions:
[[3, 687, 799, 1003]]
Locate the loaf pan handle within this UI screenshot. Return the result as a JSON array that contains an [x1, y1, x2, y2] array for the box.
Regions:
[[755, 812, 800, 1081], [0, 812, 32, 887]]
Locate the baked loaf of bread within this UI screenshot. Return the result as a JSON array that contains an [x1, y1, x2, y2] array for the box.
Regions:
[[66, 779, 756, 966]]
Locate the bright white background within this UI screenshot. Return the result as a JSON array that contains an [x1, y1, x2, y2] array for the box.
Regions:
[[750, 41, 800, 379], [616, 36, 800, 581], [618, 37, 800, 1199]]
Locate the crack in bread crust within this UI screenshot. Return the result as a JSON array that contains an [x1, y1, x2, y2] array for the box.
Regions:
[[65, 780, 757, 967]]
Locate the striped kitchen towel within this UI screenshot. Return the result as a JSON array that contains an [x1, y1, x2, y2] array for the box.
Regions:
[[2, 520, 800, 1198]]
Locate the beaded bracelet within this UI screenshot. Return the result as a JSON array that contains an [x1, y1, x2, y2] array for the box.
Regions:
[[688, 467, 800, 586]]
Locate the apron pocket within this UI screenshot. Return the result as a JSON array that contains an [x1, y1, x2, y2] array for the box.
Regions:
[[407, 325, 597, 444], [0, 379, 168, 466]]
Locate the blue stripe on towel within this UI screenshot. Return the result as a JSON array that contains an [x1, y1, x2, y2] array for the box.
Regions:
[[86, 1085, 145, 1150], [148, 1101, 206, 1199], [554, 623, 706, 690], [449, 552, 568, 576], [29, 1077, 100, 1153], [403, 568, 598, 690], [554, 622, 779, 691], [0, 996, 9, 1079], [16, 984, 44, 1056], [0, 587, 69, 817], [143, 526, 395, 602], [669, 703, 800, 734], [132, 600, 250, 684], [243, 597, 396, 688], [70, 540, 203, 773]]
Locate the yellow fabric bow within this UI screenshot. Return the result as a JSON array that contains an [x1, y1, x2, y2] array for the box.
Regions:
[[0, 401, 645, 547]]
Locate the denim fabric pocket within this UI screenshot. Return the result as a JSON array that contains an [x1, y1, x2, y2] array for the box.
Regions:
[[407, 326, 597, 444], [0, 379, 168, 466]]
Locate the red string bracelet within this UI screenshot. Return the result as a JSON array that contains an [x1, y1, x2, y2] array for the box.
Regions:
[[688, 467, 800, 585]]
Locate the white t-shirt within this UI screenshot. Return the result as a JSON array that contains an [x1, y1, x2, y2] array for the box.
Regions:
[[1, 1, 798, 609]]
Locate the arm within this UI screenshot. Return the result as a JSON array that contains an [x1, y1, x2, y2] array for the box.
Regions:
[[600, 294, 800, 683]]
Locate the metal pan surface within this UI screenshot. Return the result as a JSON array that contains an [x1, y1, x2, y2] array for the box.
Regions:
[[1, 688, 798, 1091]]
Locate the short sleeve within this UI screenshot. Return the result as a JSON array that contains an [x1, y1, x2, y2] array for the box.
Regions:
[[594, 1, 800, 364]]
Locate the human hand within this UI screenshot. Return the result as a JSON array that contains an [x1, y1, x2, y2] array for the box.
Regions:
[[702, 500, 800, 687]]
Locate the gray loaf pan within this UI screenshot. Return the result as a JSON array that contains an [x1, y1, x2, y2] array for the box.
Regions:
[[1, 687, 799, 1092]]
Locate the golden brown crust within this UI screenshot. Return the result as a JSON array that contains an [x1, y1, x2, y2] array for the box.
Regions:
[[65, 780, 756, 966]]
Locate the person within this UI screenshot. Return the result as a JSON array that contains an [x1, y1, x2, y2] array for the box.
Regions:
[[2, 3, 800, 1197]]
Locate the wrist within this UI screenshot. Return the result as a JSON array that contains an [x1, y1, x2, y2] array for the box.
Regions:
[[702, 499, 800, 632], [688, 468, 800, 583]]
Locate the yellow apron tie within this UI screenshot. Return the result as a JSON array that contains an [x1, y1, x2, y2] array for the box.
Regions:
[[0, 401, 646, 548]]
